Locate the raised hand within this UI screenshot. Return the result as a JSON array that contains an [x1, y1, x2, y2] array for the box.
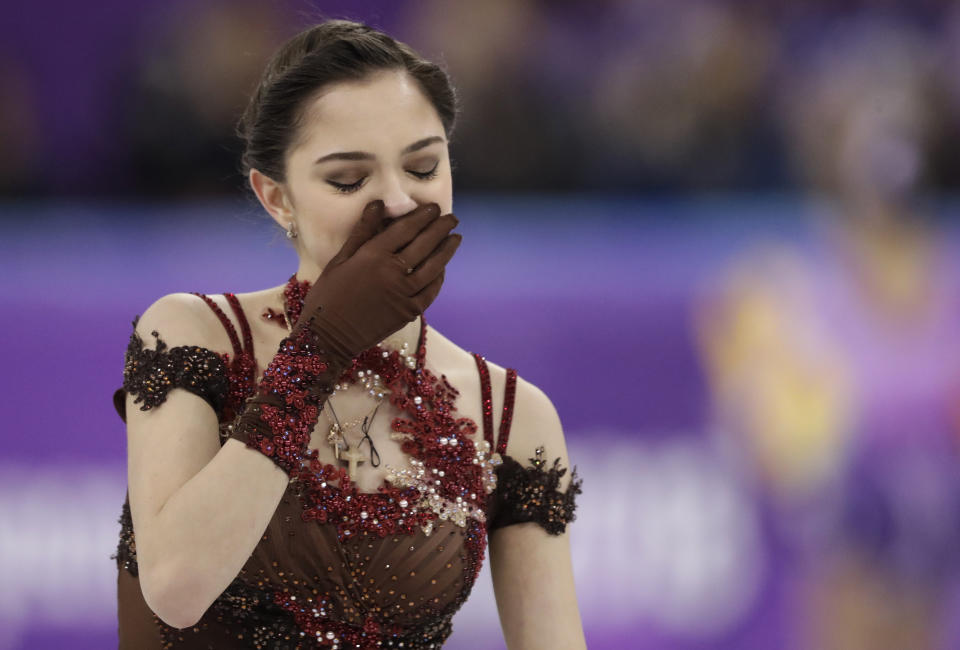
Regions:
[[295, 199, 462, 364]]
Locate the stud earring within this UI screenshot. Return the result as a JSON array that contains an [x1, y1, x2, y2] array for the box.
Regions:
[[285, 222, 298, 239]]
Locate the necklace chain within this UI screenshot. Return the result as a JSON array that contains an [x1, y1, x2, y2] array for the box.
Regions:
[[261, 275, 420, 479]]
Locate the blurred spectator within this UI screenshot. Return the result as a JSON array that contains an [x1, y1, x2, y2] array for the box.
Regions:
[[5, 0, 960, 198], [929, 4, 960, 192], [695, 13, 960, 649], [116, 1, 284, 197], [776, 16, 943, 207], [402, 0, 582, 190], [580, 1, 780, 191], [0, 56, 42, 196]]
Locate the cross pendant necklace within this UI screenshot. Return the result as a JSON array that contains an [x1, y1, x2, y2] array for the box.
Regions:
[[326, 399, 382, 481], [340, 446, 366, 480], [269, 275, 389, 482]]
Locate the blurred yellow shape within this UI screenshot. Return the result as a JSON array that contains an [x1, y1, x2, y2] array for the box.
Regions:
[[695, 246, 856, 502]]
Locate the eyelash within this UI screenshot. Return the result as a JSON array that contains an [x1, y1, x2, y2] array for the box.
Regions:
[[328, 163, 440, 194]]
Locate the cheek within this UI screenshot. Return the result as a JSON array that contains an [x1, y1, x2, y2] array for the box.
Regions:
[[303, 205, 358, 243], [293, 202, 359, 261], [291, 183, 356, 234]]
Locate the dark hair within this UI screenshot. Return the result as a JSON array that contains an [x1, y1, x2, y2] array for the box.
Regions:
[[237, 19, 457, 184]]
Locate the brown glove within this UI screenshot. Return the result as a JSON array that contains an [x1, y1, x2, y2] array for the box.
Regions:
[[228, 200, 461, 476], [292, 199, 461, 366]]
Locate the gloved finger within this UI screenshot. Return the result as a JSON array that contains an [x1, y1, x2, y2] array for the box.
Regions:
[[326, 200, 386, 268], [407, 233, 461, 294], [396, 213, 458, 271], [366, 203, 441, 254], [412, 267, 445, 312]]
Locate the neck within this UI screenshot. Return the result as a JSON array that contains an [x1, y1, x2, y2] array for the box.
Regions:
[[379, 314, 423, 356]]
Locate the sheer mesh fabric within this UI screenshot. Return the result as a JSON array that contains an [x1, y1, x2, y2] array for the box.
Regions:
[[112, 293, 580, 648]]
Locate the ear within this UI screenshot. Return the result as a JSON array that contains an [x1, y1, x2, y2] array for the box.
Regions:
[[249, 168, 296, 231]]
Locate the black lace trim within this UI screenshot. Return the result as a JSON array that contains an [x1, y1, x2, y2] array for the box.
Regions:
[[487, 447, 583, 536], [111, 497, 139, 577], [118, 318, 229, 416]]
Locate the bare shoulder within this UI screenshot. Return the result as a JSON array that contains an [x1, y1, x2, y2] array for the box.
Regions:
[[425, 325, 575, 490], [133, 292, 230, 352], [503, 372, 576, 490]]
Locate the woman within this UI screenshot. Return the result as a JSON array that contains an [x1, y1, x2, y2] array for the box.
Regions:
[[112, 19, 585, 649]]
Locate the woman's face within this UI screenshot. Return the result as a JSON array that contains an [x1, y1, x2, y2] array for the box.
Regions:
[[280, 69, 453, 273]]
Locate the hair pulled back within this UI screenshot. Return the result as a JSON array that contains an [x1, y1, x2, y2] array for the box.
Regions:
[[237, 19, 457, 184]]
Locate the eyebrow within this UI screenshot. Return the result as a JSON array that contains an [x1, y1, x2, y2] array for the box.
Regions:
[[313, 136, 445, 165]]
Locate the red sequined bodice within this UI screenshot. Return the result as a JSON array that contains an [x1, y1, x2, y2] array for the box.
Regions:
[[226, 313, 494, 647], [113, 290, 581, 649]]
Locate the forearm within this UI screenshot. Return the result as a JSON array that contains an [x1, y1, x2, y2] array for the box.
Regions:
[[141, 438, 289, 628], [140, 326, 350, 627]]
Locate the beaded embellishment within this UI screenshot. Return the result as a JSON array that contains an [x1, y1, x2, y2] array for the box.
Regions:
[[290, 328, 503, 542], [120, 318, 230, 413], [487, 446, 583, 535], [383, 439, 501, 536], [210, 575, 457, 648], [113, 291, 585, 648], [229, 325, 339, 477], [110, 498, 138, 577]]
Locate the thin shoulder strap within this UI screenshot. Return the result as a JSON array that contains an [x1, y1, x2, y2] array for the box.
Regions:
[[192, 292, 243, 358], [224, 293, 254, 357], [472, 353, 495, 451], [498, 368, 518, 455], [472, 352, 519, 455]]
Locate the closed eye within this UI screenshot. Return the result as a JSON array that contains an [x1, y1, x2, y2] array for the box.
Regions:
[[327, 162, 441, 194], [409, 161, 440, 180], [327, 178, 365, 194]]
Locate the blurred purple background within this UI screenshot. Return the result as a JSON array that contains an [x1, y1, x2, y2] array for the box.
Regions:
[[4, 0, 960, 198], [3, 2, 960, 649]]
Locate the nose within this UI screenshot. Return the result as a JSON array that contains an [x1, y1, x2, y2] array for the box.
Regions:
[[380, 175, 419, 219]]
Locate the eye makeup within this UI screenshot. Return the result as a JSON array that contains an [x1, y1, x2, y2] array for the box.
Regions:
[[326, 160, 440, 194]]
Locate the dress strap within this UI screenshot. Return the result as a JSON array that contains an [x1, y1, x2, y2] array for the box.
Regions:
[[472, 353, 519, 455], [191, 292, 243, 358], [472, 353, 495, 451], [498, 368, 518, 455], [224, 293, 254, 357]]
